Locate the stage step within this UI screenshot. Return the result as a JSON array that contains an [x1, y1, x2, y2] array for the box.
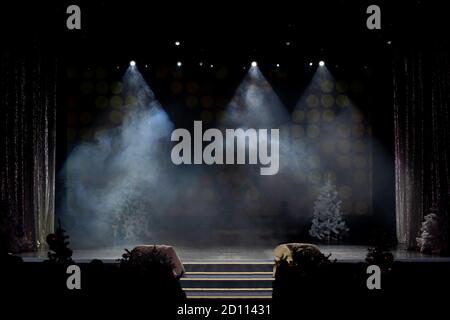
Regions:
[[181, 260, 274, 299]]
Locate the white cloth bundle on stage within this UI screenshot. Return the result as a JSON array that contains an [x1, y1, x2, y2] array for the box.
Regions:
[[273, 243, 323, 275], [129, 245, 185, 278]]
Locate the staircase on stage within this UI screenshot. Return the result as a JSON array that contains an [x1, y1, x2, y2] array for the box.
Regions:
[[181, 260, 274, 299]]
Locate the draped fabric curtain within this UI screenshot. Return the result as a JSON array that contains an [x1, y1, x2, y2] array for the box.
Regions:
[[0, 47, 57, 252], [393, 49, 450, 249]]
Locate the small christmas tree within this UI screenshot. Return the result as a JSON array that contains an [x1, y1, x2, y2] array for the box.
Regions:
[[309, 180, 349, 243], [46, 220, 73, 264], [416, 206, 446, 254]]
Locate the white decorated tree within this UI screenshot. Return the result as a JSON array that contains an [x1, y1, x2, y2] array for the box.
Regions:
[[309, 180, 349, 243], [416, 207, 445, 254]]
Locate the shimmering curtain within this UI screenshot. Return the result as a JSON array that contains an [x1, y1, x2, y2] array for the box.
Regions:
[[393, 49, 450, 249], [0, 48, 57, 252]]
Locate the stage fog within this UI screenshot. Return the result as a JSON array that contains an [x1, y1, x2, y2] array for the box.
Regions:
[[59, 62, 389, 248]]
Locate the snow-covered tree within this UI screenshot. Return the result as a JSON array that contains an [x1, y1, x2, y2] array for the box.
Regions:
[[416, 209, 444, 254], [309, 180, 349, 243], [112, 187, 154, 243]]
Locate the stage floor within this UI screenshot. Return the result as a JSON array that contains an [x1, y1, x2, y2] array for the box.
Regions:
[[19, 245, 450, 263]]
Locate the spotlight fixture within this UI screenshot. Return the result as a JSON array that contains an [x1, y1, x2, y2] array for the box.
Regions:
[[286, 41, 291, 46], [210, 64, 214, 68], [177, 61, 182, 67], [276, 63, 280, 67], [130, 60, 136, 66], [251, 61, 257, 67], [309, 62, 313, 66], [319, 61, 325, 67], [175, 41, 181, 46], [199, 62, 203, 66]]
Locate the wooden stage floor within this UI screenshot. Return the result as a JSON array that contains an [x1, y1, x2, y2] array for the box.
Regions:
[[19, 245, 450, 263]]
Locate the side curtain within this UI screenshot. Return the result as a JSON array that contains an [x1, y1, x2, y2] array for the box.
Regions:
[[393, 49, 450, 249], [0, 48, 57, 252]]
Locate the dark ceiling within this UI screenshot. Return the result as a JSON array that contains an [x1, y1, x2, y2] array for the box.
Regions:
[[2, 1, 448, 66]]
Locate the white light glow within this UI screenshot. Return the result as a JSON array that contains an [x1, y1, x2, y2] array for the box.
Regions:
[[319, 61, 325, 67], [130, 61, 136, 66], [251, 61, 257, 67]]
